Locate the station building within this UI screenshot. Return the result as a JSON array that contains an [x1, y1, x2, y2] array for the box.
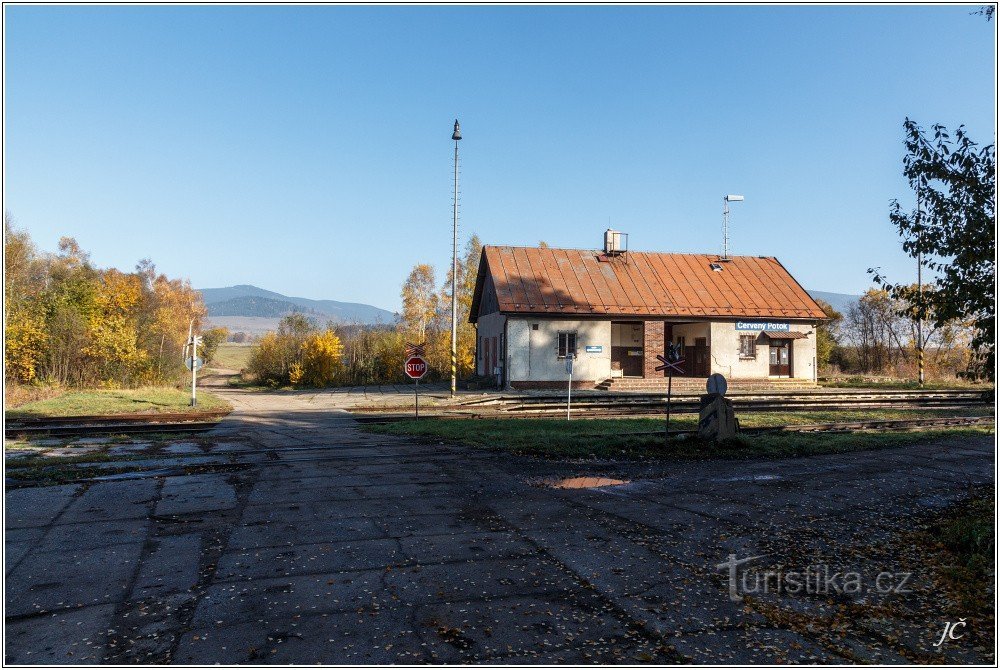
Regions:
[[470, 234, 827, 390]]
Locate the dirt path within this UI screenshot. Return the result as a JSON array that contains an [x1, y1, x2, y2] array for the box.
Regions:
[[5, 388, 994, 663]]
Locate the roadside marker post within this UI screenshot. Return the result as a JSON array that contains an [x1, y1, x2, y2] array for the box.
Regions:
[[654, 344, 686, 442], [404, 347, 428, 418]]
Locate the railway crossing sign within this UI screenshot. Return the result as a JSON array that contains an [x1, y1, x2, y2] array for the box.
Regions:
[[654, 343, 686, 441], [405, 341, 427, 358], [404, 356, 428, 380], [654, 355, 685, 375]]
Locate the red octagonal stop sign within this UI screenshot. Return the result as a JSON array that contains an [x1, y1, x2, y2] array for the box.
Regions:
[[404, 355, 428, 380]]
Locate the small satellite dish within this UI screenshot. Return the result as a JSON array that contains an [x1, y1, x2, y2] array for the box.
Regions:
[[707, 373, 728, 396]]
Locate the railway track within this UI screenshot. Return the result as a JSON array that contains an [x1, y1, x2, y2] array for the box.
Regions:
[[5, 415, 993, 489], [353, 391, 993, 421], [4, 410, 229, 438], [458, 388, 990, 406]]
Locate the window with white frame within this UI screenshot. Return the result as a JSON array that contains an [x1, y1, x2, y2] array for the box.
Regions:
[[557, 331, 577, 358], [739, 334, 757, 359]]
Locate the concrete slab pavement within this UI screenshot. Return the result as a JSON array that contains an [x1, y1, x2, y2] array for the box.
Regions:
[[5, 387, 994, 663]]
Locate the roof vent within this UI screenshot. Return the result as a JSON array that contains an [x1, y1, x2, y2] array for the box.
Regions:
[[709, 262, 723, 272], [604, 229, 627, 255]]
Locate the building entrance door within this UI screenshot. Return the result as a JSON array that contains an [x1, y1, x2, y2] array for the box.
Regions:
[[769, 340, 792, 376], [611, 322, 644, 377], [690, 337, 710, 376]]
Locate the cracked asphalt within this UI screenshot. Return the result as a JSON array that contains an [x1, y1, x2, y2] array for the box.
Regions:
[[4, 388, 994, 663]]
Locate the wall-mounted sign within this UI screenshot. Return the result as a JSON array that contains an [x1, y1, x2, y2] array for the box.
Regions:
[[627, 349, 643, 357], [736, 321, 790, 331], [585, 345, 603, 354]]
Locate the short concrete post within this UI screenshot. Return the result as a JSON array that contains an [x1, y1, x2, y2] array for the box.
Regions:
[[697, 393, 738, 442]]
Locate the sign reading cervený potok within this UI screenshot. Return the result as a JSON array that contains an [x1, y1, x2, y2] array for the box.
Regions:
[[735, 321, 790, 331]]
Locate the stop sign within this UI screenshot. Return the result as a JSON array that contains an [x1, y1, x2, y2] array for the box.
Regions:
[[404, 355, 428, 380]]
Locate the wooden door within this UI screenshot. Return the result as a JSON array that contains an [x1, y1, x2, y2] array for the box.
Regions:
[[691, 337, 710, 376], [769, 340, 791, 376]]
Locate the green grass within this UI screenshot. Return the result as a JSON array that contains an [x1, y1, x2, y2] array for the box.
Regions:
[[6, 387, 232, 418], [210, 343, 253, 371], [364, 411, 994, 461], [929, 495, 995, 575]]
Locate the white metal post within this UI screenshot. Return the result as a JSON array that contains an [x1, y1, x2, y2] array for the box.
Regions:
[[191, 337, 197, 407], [187, 321, 198, 408], [566, 356, 573, 420]]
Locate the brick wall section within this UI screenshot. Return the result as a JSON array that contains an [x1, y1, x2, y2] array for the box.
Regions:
[[643, 320, 665, 378]]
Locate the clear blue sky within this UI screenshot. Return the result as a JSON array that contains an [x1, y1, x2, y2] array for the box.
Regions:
[[4, 5, 995, 312]]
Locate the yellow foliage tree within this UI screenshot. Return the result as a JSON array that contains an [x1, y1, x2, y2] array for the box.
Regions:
[[4, 308, 47, 383], [85, 270, 148, 385], [299, 330, 344, 386]]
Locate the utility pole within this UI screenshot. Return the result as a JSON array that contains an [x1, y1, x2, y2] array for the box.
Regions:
[[450, 119, 462, 398], [916, 197, 924, 386]]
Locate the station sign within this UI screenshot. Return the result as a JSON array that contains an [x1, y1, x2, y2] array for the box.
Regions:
[[735, 321, 790, 331]]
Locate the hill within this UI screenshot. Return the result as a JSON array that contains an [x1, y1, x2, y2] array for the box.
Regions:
[[198, 284, 395, 326], [808, 290, 861, 315]]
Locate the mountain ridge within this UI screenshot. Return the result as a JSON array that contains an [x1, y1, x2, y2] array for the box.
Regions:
[[198, 284, 395, 325]]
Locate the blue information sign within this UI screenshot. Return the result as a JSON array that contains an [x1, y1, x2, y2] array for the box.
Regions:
[[585, 345, 603, 353]]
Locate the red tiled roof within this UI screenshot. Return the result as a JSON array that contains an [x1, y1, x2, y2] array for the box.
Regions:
[[472, 246, 827, 321]]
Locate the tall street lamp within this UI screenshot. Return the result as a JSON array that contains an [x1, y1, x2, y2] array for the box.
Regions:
[[722, 194, 744, 260], [451, 119, 462, 398]]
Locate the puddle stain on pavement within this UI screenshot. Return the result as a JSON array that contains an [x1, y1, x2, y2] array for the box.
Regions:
[[537, 476, 631, 490]]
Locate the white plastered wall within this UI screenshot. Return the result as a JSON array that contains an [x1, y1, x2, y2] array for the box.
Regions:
[[508, 318, 611, 382], [708, 320, 816, 380]]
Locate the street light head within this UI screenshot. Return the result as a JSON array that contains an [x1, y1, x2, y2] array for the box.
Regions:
[[452, 119, 462, 141], [725, 194, 744, 202]]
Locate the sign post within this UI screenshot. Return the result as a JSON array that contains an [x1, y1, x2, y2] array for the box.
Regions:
[[183, 321, 203, 407], [404, 343, 428, 418], [565, 355, 575, 420], [654, 344, 685, 443]]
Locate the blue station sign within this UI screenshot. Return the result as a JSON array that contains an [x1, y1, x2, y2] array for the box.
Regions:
[[735, 321, 790, 331]]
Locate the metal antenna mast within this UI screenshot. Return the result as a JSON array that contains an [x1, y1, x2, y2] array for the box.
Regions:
[[450, 119, 462, 398]]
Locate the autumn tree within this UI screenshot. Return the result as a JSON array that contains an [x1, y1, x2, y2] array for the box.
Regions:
[[400, 264, 438, 341], [3, 223, 207, 388], [873, 119, 995, 380], [4, 215, 47, 383], [814, 299, 842, 371], [199, 327, 230, 365]]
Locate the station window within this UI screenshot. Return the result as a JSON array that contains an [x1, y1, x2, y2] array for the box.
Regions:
[[739, 334, 757, 359], [557, 331, 577, 358]]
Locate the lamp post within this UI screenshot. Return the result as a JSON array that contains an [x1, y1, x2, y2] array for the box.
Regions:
[[722, 194, 744, 260], [450, 119, 462, 398]]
